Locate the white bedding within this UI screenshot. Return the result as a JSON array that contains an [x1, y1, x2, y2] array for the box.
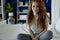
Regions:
[[0, 21, 29, 40], [0, 21, 60, 40]]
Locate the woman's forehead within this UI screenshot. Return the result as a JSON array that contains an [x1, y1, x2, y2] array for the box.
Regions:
[[32, 2, 38, 6]]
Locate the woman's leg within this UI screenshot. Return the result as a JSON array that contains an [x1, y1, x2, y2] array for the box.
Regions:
[[39, 30, 53, 40], [17, 34, 32, 40]]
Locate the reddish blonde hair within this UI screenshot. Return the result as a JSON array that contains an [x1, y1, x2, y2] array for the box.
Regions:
[[27, 0, 48, 30]]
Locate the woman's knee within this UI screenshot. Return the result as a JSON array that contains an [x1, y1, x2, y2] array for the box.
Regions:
[[39, 30, 53, 40], [17, 34, 31, 40], [46, 30, 53, 39], [17, 34, 24, 40]]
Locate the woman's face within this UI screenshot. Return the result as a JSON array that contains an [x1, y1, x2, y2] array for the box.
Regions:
[[32, 2, 39, 15]]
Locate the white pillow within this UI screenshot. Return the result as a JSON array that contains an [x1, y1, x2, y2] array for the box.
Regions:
[[55, 19, 60, 34]]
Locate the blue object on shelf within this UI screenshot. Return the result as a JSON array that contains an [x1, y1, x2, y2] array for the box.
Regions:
[[19, 13, 27, 15], [18, 20, 26, 23], [19, 0, 29, 3], [19, 7, 28, 12], [18, 6, 28, 7]]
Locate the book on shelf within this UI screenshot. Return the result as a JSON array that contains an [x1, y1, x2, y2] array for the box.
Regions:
[[25, 1, 29, 6], [18, 5, 28, 7], [19, 1, 23, 6]]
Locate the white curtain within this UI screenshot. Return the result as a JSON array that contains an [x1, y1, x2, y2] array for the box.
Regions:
[[52, 0, 60, 25]]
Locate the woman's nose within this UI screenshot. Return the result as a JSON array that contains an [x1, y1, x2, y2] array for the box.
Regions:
[[34, 7, 37, 10]]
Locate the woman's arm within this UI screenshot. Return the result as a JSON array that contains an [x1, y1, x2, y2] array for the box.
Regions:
[[35, 17, 49, 38], [35, 28, 47, 38], [29, 27, 35, 38], [26, 20, 35, 38]]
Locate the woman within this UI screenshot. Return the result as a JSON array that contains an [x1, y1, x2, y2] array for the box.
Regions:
[[17, 0, 53, 40]]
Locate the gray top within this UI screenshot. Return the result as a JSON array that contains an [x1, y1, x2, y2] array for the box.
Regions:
[[30, 17, 49, 34]]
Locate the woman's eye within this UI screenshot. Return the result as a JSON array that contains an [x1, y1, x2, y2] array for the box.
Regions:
[[33, 6, 35, 7]]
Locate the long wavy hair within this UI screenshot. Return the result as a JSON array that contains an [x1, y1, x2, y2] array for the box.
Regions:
[[27, 0, 48, 30]]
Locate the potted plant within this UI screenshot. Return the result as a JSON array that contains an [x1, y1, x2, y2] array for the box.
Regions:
[[6, 3, 13, 16], [6, 3, 15, 24]]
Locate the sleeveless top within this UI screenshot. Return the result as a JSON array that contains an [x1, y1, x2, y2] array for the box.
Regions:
[[30, 17, 49, 34]]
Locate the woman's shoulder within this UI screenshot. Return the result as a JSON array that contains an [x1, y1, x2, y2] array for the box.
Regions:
[[45, 16, 50, 27], [45, 16, 49, 22]]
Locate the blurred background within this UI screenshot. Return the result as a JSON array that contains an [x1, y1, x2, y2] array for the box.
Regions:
[[0, 0, 60, 40], [0, 0, 51, 24]]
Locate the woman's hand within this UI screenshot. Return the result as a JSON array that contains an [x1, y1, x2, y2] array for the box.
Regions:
[[32, 37, 38, 40]]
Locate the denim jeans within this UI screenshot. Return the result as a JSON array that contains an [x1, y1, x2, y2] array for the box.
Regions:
[[17, 30, 53, 40]]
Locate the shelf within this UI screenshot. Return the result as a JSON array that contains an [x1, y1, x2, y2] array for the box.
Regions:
[[18, 12, 27, 15], [19, 13, 27, 15], [18, 19, 26, 21], [17, 0, 30, 23], [17, 5, 28, 7], [18, 20, 26, 23], [18, 12, 28, 14]]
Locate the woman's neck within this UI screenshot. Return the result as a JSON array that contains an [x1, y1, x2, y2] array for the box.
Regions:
[[34, 15, 38, 20]]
